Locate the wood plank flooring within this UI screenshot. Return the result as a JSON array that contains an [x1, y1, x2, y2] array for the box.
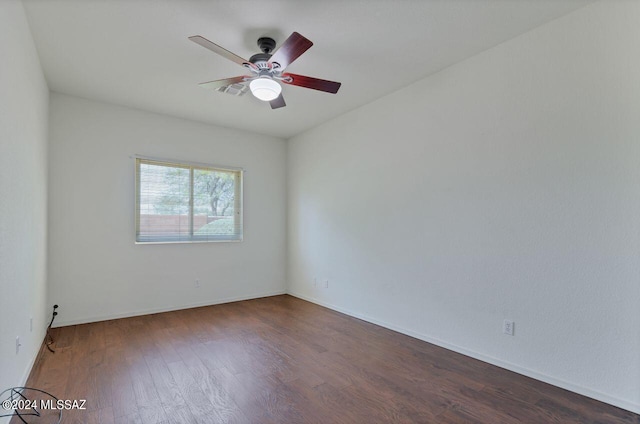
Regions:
[[14, 295, 639, 423]]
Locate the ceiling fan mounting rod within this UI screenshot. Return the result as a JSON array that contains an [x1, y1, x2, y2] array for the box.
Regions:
[[257, 37, 276, 54]]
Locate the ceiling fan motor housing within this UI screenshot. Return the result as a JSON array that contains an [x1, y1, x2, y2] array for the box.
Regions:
[[249, 53, 272, 69]]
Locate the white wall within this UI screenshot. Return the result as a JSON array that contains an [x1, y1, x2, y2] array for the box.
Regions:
[[48, 94, 286, 326], [0, 0, 49, 402], [287, 1, 640, 414]]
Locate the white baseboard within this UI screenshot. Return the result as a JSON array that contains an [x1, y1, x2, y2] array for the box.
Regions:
[[287, 290, 640, 415], [20, 333, 45, 385], [0, 333, 48, 424], [52, 290, 286, 327]]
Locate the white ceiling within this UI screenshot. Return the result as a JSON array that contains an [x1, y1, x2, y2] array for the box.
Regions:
[[23, 0, 594, 139]]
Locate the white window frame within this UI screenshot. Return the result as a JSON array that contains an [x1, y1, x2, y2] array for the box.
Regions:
[[135, 156, 243, 244]]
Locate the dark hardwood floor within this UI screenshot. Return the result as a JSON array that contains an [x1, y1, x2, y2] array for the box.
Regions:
[[14, 295, 638, 423]]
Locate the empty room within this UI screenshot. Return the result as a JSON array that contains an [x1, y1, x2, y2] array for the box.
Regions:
[[1, 0, 639, 423]]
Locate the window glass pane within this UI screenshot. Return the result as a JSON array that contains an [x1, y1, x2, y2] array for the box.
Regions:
[[193, 168, 237, 238], [138, 162, 190, 241], [136, 158, 242, 243]]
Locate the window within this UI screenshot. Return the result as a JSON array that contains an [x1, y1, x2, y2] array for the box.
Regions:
[[135, 157, 243, 243]]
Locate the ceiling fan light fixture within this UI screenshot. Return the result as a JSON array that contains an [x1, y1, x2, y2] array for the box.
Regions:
[[249, 77, 281, 101]]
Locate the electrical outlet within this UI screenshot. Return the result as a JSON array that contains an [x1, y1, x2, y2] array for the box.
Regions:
[[313, 277, 318, 288], [30, 318, 33, 332], [323, 279, 329, 288], [503, 320, 514, 336], [194, 279, 200, 289], [16, 337, 21, 354]]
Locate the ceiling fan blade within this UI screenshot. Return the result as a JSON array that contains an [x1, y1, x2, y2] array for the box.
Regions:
[[198, 76, 247, 90], [269, 32, 313, 70], [270, 94, 286, 109], [189, 35, 257, 70], [282, 73, 341, 94]]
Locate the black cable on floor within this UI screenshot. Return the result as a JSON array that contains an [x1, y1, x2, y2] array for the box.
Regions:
[[0, 386, 62, 424], [45, 305, 58, 353]]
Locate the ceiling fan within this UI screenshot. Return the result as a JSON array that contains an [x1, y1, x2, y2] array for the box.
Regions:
[[189, 32, 341, 109]]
